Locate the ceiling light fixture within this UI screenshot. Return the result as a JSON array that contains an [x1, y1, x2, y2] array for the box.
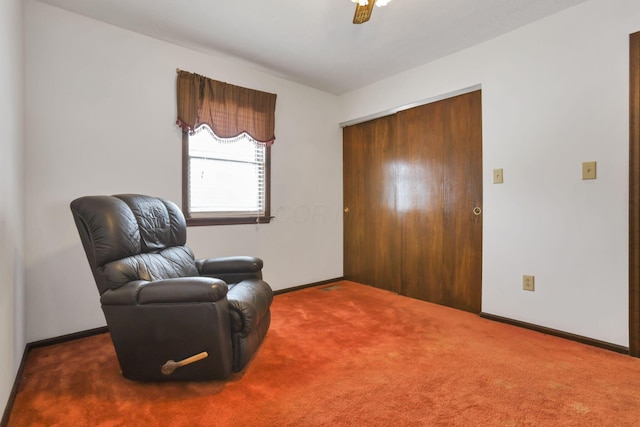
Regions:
[[351, 0, 392, 6], [351, 0, 392, 24]]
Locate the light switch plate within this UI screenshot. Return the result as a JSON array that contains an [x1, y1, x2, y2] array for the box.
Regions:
[[582, 161, 597, 180], [493, 168, 504, 184], [523, 275, 535, 292]]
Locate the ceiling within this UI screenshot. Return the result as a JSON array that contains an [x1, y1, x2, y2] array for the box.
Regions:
[[37, 0, 588, 95]]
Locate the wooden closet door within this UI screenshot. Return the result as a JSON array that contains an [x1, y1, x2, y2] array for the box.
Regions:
[[343, 116, 402, 293], [395, 103, 445, 303], [441, 91, 483, 313], [397, 91, 483, 313], [343, 90, 482, 313]]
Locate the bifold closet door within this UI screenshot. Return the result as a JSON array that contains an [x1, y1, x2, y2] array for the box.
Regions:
[[343, 115, 402, 294]]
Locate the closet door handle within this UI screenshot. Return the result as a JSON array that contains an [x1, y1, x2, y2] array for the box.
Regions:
[[344, 207, 350, 213], [473, 207, 482, 216]]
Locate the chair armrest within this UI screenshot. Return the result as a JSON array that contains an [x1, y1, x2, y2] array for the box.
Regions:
[[196, 256, 263, 276], [227, 279, 273, 336], [100, 277, 228, 305]]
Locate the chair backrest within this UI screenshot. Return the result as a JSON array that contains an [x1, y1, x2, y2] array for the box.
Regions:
[[70, 194, 198, 295]]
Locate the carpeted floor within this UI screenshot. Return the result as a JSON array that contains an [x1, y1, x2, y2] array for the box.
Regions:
[[8, 281, 640, 426]]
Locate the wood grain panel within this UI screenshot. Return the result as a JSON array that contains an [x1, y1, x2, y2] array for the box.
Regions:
[[396, 104, 445, 302], [630, 31, 640, 357], [343, 116, 402, 293], [441, 91, 483, 313], [396, 91, 483, 312], [343, 91, 482, 313]]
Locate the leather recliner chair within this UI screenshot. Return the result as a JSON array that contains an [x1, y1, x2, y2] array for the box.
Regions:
[[70, 194, 273, 381]]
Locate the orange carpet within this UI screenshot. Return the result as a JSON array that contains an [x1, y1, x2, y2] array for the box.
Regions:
[[8, 281, 640, 426]]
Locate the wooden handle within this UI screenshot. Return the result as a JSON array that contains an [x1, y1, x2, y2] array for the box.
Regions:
[[161, 351, 209, 375]]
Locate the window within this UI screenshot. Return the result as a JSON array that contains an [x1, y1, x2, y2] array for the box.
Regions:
[[183, 125, 270, 225], [176, 70, 276, 226]]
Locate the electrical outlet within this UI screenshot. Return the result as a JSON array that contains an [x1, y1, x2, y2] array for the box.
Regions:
[[523, 275, 535, 291], [493, 168, 504, 184]]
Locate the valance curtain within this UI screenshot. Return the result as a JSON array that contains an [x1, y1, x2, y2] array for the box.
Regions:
[[176, 70, 277, 145]]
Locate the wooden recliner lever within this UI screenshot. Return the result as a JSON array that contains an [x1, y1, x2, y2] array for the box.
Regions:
[[161, 351, 209, 375]]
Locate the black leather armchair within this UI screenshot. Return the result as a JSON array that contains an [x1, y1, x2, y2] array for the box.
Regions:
[[70, 194, 273, 381]]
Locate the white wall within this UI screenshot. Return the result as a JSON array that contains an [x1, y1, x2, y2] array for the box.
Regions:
[[0, 0, 25, 415], [339, 0, 639, 346], [24, 1, 343, 342]]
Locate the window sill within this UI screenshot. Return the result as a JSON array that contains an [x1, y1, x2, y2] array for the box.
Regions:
[[186, 216, 272, 227]]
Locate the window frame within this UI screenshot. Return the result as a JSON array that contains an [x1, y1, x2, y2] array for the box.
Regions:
[[182, 130, 272, 226]]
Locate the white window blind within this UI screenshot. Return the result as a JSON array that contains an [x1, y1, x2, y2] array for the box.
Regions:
[[188, 125, 266, 218]]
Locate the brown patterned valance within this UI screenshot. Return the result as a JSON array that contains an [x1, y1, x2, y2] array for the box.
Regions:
[[176, 70, 277, 145]]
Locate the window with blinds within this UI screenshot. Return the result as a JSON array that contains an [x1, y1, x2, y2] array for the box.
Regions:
[[185, 125, 269, 225]]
